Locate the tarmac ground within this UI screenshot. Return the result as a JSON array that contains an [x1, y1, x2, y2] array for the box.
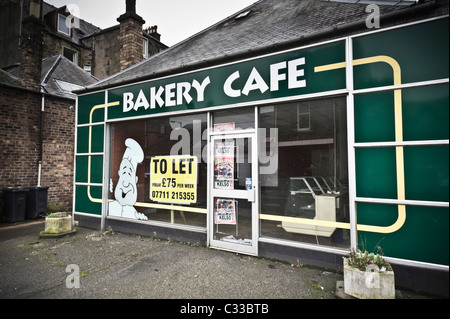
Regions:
[[0, 218, 440, 312]]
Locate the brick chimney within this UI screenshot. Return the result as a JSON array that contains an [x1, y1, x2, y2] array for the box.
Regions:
[[117, 0, 145, 71], [144, 25, 161, 42], [19, 0, 44, 91]]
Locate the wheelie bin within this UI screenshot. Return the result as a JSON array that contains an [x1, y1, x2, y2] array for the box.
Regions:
[[2, 187, 29, 223], [26, 186, 49, 219]]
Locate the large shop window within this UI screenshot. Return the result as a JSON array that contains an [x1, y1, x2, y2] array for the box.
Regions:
[[108, 114, 207, 228], [259, 97, 349, 248]]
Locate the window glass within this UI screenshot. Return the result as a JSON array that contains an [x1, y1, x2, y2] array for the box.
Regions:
[[58, 13, 71, 35], [259, 97, 350, 248], [63, 47, 78, 64], [213, 137, 252, 191], [108, 114, 207, 228], [213, 107, 254, 131]]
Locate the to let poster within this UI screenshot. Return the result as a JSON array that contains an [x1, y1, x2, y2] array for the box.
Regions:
[[149, 155, 197, 204]]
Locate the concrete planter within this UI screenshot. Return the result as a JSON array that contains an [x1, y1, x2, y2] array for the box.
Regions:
[[40, 212, 76, 238], [343, 258, 395, 299]]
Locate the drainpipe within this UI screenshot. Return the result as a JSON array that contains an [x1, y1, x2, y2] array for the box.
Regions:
[[38, 93, 44, 187], [18, 0, 24, 47]]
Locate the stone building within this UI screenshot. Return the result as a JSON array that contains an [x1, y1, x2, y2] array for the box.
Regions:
[[1, 0, 167, 80], [0, 0, 167, 217]]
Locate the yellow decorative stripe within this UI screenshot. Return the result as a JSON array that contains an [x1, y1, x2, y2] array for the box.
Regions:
[[314, 56, 406, 234], [135, 202, 207, 214], [314, 62, 346, 73], [87, 101, 119, 204], [259, 209, 406, 234], [259, 214, 350, 229]]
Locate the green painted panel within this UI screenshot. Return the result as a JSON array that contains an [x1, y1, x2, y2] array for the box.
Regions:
[[354, 91, 395, 143], [307, 41, 347, 93], [77, 92, 105, 125], [404, 145, 449, 202], [76, 125, 104, 154], [403, 84, 449, 141], [357, 203, 449, 266], [355, 145, 448, 202], [353, 18, 449, 90], [107, 41, 346, 120], [74, 185, 102, 215], [355, 147, 397, 199], [357, 202, 399, 229], [355, 84, 449, 143], [75, 155, 103, 184]]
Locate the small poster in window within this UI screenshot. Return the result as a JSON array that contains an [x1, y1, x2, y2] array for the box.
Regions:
[[214, 141, 234, 189], [214, 122, 235, 132], [215, 198, 236, 224]]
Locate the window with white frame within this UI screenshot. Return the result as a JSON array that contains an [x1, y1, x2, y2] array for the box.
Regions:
[[63, 47, 78, 64], [58, 13, 71, 36]]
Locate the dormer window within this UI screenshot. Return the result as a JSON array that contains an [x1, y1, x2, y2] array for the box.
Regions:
[[58, 12, 72, 36]]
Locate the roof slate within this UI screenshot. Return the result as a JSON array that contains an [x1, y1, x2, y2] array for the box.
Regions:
[[89, 0, 413, 90], [41, 55, 98, 99], [1, 55, 98, 99]]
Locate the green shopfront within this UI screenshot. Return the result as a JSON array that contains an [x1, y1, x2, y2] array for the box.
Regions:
[[75, 17, 449, 290]]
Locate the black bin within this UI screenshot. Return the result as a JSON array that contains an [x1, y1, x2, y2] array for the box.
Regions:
[[26, 186, 49, 219], [2, 187, 29, 223]]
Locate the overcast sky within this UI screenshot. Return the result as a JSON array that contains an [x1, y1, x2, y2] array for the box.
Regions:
[[45, 0, 257, 46]]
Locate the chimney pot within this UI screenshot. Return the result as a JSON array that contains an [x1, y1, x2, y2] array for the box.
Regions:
[[126, 0, 136, 13], [117, 0, 145, 24]]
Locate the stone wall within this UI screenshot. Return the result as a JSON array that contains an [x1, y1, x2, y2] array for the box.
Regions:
[[86, 27, 121, 80], [118, 17, 144, 71]]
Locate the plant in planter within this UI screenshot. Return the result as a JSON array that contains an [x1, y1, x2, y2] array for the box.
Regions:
[[40, 212, 76, 238], [343, 247, 395, 299]]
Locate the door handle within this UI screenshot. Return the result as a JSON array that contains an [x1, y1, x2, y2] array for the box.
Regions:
[[247, 189, 255, 202]]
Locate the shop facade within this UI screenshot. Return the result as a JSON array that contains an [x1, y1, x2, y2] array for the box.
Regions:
[[75, 16, 448, 293]]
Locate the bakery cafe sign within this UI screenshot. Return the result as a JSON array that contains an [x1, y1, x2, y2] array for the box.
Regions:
[[107, 40, 345, 120]]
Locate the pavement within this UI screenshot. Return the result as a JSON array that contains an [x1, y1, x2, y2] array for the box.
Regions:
[[0, 219, 439, 306]]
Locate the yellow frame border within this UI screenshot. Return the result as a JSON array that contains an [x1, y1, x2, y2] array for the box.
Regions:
[[82, 55, 406, 233]]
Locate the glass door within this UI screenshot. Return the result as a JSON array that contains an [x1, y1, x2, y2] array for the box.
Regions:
[[209, 133, 258, 255]]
